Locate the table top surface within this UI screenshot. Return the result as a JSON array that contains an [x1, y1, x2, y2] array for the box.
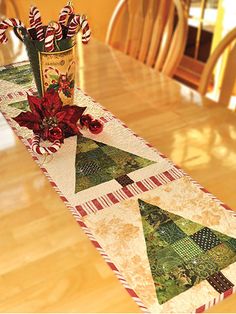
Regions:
[[0, 38, 236, 313]]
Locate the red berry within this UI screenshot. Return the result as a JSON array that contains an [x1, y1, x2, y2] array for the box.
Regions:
[[80, 114, 93, 127], [89, 119, 103, 134], [48, 126, 63, 142]]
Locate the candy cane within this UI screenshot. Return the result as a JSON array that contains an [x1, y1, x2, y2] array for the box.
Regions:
[[59, 4, 74, 26], [45, 22, 63, 52], [0, 18, 25, 44], [67, 15, 91, 44], [44, 24, 55, 52], [29, 6, 44, 41], [31, 134, 61, 155], [51, 21, 63, 41]]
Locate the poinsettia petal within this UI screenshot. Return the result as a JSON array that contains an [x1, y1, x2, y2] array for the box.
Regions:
[[13, 112, 41, 132], [42, 88, 63, 116], [56, 106, 86, 124], [55, 110, 68, 123], [59, 121, 81, 138], [27, 93, 43, 119]]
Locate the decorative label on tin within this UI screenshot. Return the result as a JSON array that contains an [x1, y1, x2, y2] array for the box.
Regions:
[[39, 46, 76, 105]]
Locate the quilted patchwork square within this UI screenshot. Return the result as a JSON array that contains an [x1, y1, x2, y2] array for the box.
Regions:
[[154, 270, 190, 305], [186, 252, 219, 280], [77, 138, 99, 153], [157, 221, 186, 244], [171, 237, 203, 261], [208, 243, 236, 269], [76, 161, 102, 176], [139, 200, 171, 227], [166, 211, 182, 222], [175, 218, 202, 235], [100, 145, 153, 173], [228, 238, 236, 252], [212, 231, 236, 252], [190, 227, 221, 251], [154, 246, 184, 274]]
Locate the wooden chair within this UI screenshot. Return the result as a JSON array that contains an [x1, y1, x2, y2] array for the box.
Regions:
[[106, 0, 188, 78], [199, 27, 236, 107]]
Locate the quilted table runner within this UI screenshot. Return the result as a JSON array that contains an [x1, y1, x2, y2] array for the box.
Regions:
[[1, 62, 236, 313]]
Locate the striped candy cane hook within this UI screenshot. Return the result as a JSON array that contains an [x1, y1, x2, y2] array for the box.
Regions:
[[29, 6, 44, 41], [31, 134, 61, 155], [67, 14, 91, 44], [44, 22, 63, 52], [0, 18, 25, 44], [59, 3, 74, 26], [51, 21, 63, 41], [44, 24, 55, 52]]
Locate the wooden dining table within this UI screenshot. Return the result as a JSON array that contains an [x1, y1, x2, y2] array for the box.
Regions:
[[0, 38, 236, 313]]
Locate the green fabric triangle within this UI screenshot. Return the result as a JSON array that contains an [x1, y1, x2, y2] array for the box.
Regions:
[[0, 64, 32, 87], [75, 137, 155, 193], [9, 100, 29, 111], [138, 199, 236, 304]]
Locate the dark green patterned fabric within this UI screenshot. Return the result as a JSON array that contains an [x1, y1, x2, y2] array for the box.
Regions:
[[139, 199, 236, 304], [0, 65, 32, 86], [75, 137, 155, 192]]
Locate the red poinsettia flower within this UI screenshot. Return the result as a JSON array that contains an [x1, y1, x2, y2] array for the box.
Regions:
[[13, 89, 86, 143]]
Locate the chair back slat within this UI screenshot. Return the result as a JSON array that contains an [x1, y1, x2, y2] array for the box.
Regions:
[[155, 2, 175, 71], [199, 27, 236, 106], [138, 0, 156, 62], [106, 0, 188, 77], [219, 42, 236, 106], [146, 0, 170, 67], [162, 0, 187, 76], [126, 0, 144, 58], [106, 0, 128, 52]]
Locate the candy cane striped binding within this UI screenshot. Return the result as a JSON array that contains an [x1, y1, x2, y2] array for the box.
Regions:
[[31, 134, 61, 155]]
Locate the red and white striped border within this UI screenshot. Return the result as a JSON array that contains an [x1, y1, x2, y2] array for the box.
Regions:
[[76, 167, 183, 216], [195, 286, 236, 313], [0, 88, 36, 103]]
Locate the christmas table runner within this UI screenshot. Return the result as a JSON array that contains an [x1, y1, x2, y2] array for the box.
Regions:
[[0, 62, 236, 313]]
